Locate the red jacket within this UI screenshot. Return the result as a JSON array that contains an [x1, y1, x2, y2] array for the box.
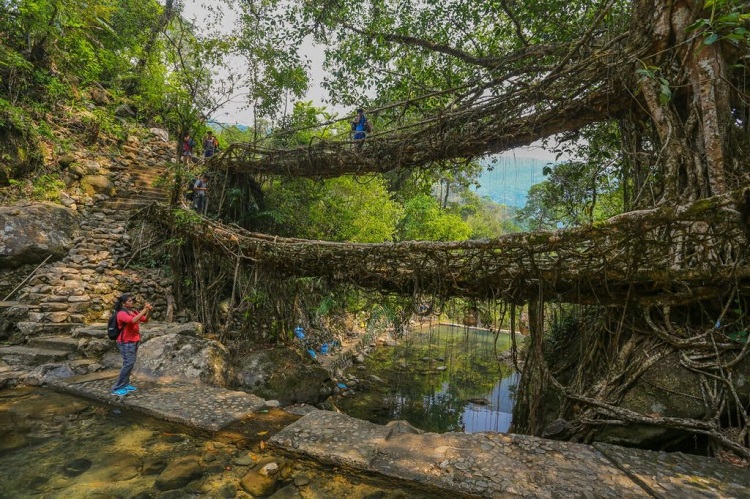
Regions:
[[117, 309, 148, 342]]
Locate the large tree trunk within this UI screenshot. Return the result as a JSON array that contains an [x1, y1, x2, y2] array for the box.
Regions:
[[633, 0, 734, 205], [510, 296, 549, 435]]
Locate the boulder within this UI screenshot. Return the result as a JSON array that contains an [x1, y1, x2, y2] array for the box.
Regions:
[[24, 363, 75, 385], [239, 458, 284, 496], [114, 104, 136, 118], [89, 87, 110, 106], [235, 347, 332, 406], [149, 128, 169, 142], [0, 302, 28, 342], [57, 154, 77, 169], [135, 327, 233, 387], [154, 456, 203, 491], [79, 175, 113, 197], [0, 203, 78, 268], [596, 350, 750, 447]]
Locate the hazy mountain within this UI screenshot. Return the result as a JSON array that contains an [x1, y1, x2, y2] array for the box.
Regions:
[[472, 156, 553, 208], [208, 121, 249, 132]]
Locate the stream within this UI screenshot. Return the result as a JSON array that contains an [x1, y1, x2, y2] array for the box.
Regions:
[[0, 387, 455, 498], [0, 324, 518, 497], [335, 324, 519, 433]]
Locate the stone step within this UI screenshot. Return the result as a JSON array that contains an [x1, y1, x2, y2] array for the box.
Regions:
[[27, 336, 79, 353], [102, 199, 160, 210], [15, 322, 81, 336], [0, 302, 28, 321], [0, 365, 30, 389], [72, 323, 108, 340], [0, 345, 71, 366]]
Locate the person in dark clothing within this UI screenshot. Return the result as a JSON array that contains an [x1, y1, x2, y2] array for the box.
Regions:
[[192, 173, 209, 214], [111, 293, 153, 396], [203, 131, 218, 158]]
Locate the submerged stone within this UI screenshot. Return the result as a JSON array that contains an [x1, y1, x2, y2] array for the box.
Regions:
[[62, 457, 92, 477], [154, 456, 203, 491]]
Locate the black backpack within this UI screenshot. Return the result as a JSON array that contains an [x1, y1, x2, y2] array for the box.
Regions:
[[107, 311, 122, 340]]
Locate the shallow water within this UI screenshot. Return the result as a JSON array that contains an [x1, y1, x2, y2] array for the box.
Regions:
[[334, 324, 519, 433], [0, 387, 456, 498]]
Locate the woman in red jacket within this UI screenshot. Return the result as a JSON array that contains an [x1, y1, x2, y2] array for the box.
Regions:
[[111, 293, 153, 396]]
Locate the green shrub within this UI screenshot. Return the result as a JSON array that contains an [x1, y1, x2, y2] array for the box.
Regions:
[[31, 174, 64, 201]]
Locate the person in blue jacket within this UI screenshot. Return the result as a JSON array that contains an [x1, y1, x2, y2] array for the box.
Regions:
[[351, 108, 370, 151]]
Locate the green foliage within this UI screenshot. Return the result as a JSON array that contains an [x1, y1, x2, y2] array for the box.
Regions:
[[234, 1, 311, 121], [461, 191, 521, 239], [727, 329, 749, 344], [0, 44, 35, 105], [520, 123, 624, 229], [0, 0, 230, 154], [315, 294, 338, 317], [262, 175, 402, 242], [268, 101, 340, 147], [398, 194, 471, 241], [30, 173, 64, 201], [0, 100, 44, 188], [636, 66, 672, 104], [0, 0, 164, 103], [688, 0, 750, 47], [270, 0, 630, 114], [172, 207, 202, 228]]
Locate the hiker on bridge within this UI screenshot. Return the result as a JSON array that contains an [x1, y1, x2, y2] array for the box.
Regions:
[[203, 131, 218, 158], [181, 132, 195, 165], [111, 293, 153, 397], [192, 173, 209, 214], [351, 108, 371, 152]]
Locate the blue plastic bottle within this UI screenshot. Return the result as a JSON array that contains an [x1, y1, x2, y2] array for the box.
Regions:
[[294, 325, 305, 340]]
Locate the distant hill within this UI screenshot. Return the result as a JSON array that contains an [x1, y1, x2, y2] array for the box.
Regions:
[[472, 156, 553, 208], [208, 121, 249, 132]]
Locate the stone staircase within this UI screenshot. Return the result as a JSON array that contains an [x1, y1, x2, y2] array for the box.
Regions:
[[0, 133, 176, 383]]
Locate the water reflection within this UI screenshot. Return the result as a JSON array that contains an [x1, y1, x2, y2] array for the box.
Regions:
[[335, 324, 519, 433]]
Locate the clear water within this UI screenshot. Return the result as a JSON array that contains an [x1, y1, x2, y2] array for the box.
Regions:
[[0, 387, 455, 498], [335, 324, 519, 433]]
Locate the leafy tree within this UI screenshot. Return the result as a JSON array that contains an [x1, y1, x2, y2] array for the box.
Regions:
[[517, 182, 560, 231], [398, 194, 470, 241], [272, 100, 341, 148], [259, 175, 402, 242], [0, 0, 165, 97], [233, 1, 312, 125], [460, 191, 521, 238], [519, 122, 625, 229]]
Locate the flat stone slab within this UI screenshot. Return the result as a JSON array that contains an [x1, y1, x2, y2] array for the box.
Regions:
[[48, 371, 266, 431], [0, 345, 70, 364], [270, 410, 749, 498], [594, 442, 750, 498]]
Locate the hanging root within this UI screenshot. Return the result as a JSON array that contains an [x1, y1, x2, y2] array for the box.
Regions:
[[512, 297, 750, 460]]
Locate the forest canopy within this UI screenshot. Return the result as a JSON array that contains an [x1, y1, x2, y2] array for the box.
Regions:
[[2, 0, 750, 459]]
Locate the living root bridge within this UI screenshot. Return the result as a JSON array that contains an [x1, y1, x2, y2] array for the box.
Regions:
[[210, 89, 627, 180], [149, 188, 750, 306]]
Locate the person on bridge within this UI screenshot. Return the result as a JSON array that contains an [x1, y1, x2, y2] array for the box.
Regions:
[[111, 293, 153, 397], [351, 108, 371, 152], [203, 131, 218, 158], [181, 132, 195, 165], [192, 173, 209, 214]]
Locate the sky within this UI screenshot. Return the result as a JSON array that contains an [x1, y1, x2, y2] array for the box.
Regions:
[[181, 1, 560, 162], [182, 0, 334, 126]]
